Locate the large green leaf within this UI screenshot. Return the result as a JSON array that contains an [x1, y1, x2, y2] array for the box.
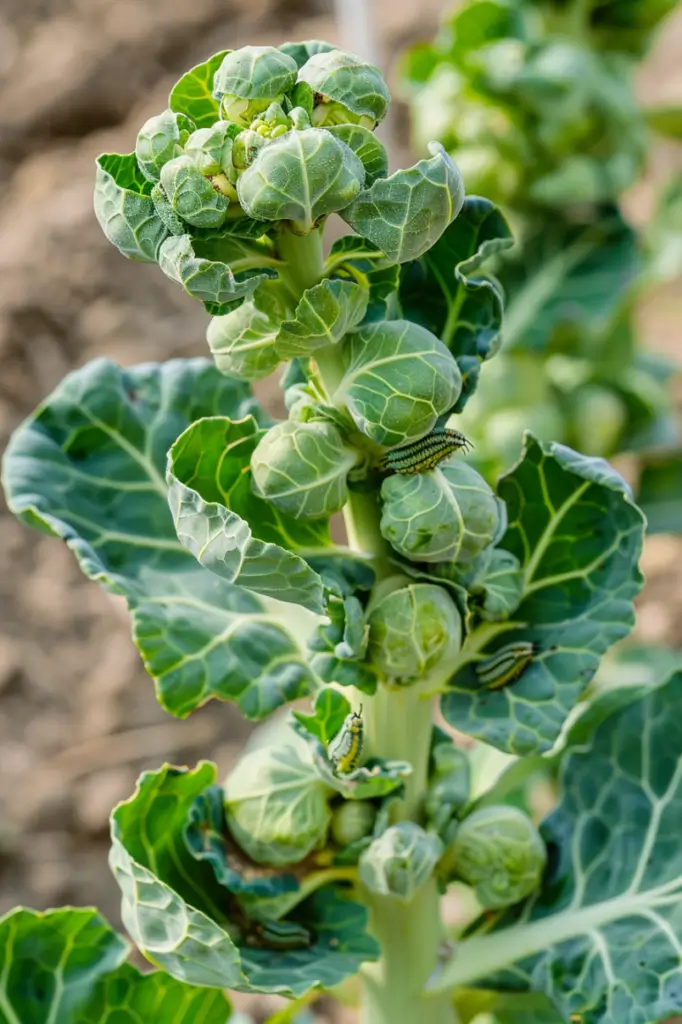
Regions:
[[169, 50, 230, 129], [94, 153, 168, 262], [2, 358, 317, 719], [0, 906, 233, 1024], [0, 908, 127, 1024], [432, 671, 682, 1024], [167, 415, 328, 613], [75, 962, 233, 1023], [342, 143, 465, 263], [441, 435, 645, 755], [637, 453, 682, 534], [399, 196, 514, 409], [110, 763, 379, 996], [501, 211, 640, 352]]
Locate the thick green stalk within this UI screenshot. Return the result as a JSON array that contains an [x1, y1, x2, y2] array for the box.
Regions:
[[278, 230, 455, 1024], [362, 683, 434, 822], [360, 880, 456, 1024], [276, 227, 325, 294]]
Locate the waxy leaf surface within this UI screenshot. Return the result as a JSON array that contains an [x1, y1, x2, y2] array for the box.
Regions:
[[441, 435, 645, 754], [437, 672, 682, 1024], [399, 196, 514, 409], [94, 153, 168, 262], [2, 359, 317, 719], [167, 415, 328, 613], [342, 142, 464, 263]]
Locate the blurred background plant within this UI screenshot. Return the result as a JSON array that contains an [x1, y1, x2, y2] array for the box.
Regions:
[[399, 0, 682, 532]]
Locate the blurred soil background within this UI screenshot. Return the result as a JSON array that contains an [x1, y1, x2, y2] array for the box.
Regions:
[[0, 1, 681, 1020]]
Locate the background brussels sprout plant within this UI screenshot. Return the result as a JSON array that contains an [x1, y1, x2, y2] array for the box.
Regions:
[[400, 0, 682, 532], [0, 33, 680, 1024]]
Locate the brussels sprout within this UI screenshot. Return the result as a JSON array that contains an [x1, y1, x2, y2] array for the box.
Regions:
[[251, 420, 356, 519], [207, 280, 288, 381], [184, 121, 239, 177], [449, 806, 547, 910], [135, 108, 193, 183], [379, 461, 502, 565], [237, 128, 365, 233], [214, 46, 298, 125], [224, 742, 332, 867], [359, 822, 443, 902], [298, 49, 391, 127], [331, 800, 377, 846], [337, 321, 462, 448], [231, 129, 267, 171], [160, 154, 229, 228], [368, 583, 461, 685]]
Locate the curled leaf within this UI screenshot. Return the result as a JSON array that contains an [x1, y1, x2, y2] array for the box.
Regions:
[[342, 142, 464, 262], [159, 234, 274, 312], [94, 153, 168, 262]]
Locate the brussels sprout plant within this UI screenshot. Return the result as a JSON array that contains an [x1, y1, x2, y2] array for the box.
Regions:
[[2, 37, 681, 1024], [400, 0, 682, 529]]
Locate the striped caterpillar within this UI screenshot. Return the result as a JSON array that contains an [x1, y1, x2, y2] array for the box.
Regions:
[[328, 707, 364, 774], [380, 427, 472, 475], [475, 642, 538, 690]]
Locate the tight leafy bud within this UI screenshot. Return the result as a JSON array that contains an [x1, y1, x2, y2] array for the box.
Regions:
[[298, 49, 391, 126], [449, 806, 547, 910], [359, 822, 443, 902], [331, 800, 377, 846], [224, 743, 332, 867], [251, 420, 356, 519], [160, 155, 229, 228], [214, 46, 298, 126], [184, 121, 238, 176], [380, 461, 503, 565], [237, 127, 365, 232], [135, 109, 193, 182], [368, 583, 461, 685]]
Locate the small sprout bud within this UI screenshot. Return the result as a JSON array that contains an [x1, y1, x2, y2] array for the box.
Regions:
[[135, 109, 192, 182], [214, 46, 298, 126], [231, 129, 267, 171], [298, 49, 391, 126], [380, 461, 503, 565], [449, 806, 547, 910], [290, 106, 312, 130], [359, 822, 443, 902], [184, 121, 238, 177], [224, 743, 332, 867], [251, 420, 356, 519], [331, 800, 377, 847], [368, 583, 461, 685], [160, 154, 229, 228]]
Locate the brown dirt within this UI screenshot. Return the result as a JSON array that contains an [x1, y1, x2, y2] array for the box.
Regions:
[[0, 2, 681, 1021]]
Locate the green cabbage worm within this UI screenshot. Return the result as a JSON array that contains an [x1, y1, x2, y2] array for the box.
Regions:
[[475, 642, 538, 690], [328, 707, 364, 774], [380, 427, 472, 475]]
